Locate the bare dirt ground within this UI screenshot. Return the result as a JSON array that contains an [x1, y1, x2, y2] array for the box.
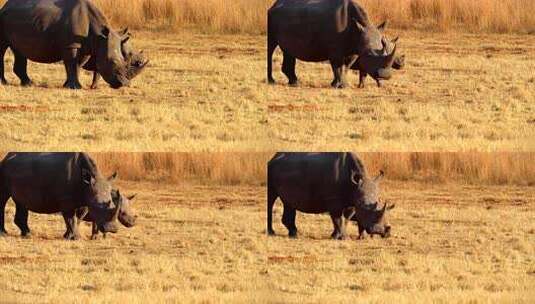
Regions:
[[267, 31, 535, 151], [0, 32, 267, 151], [0, 180, 533, 302]]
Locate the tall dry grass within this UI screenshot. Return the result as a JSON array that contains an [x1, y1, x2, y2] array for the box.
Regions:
[[2, 0, 531, 33], [92, 0, 270, 34], [361, 0, 535, 33], [2, 153, 533, 186], [91, 152, 535, 186]]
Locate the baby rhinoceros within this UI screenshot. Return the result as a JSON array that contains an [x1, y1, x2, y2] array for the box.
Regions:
[[77, 189, 137, 240], [349, 37, 405, 88]]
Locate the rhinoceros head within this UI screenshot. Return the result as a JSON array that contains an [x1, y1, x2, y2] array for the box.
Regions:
[[347, 170, 395, 238], [82, 170, 120, 233], [94, 26, 132, 89], [112, 189, 137, 228], [117, 28, 149, 81], [353, 21, 399, 80]]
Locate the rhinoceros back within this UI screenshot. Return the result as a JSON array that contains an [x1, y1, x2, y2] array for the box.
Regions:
[[0, 153, 88, 214], [0, 0, 108, 62]]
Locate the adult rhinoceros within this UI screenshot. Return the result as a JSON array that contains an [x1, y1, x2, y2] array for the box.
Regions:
[[0, 0, 148, 89], [267, 152, 395, 239], [0, 152, 121, 240], [267, 0, 398, 88]]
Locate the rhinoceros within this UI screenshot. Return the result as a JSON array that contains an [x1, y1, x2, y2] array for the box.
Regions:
[[267, 152, 395, 239], [0, 152, 121, 240], [88, 29, 149, 89], [267, 0, 398, 88], [76, 189, 137, 239], [0, 0, 148, 89], [348, 37, 404, 88]]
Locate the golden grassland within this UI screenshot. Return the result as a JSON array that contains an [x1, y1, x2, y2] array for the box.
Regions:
[[360, 0, 535, 34], [3, 152, 533, 186], [88, 152, 535, 186], [3, 0, 532, 34], [0, 179, 533, 302], [0, 32, 267, 151], [267, 30, 535, 151], [1, 30, 534, 151]]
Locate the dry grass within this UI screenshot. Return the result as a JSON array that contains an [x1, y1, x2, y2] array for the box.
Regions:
[[0, 32, 267, 151], [267, 30, 535, 151], [361, 0, 535, 33], [2, 0, 533, 34], [91, 152, 271, 185], [3, 152, 534, 186], [0, 179, 534, 302]]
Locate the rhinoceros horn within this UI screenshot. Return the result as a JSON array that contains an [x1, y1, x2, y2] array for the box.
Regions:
[[384, 44, 397, 68], [111, 191, 123, 222]]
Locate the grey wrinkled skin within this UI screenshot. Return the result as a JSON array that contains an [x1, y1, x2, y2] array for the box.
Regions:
[[0, 0, 146, 89], [0, 153, 120, 240], [267, 152, 395, 240], [89, 29, 149, 89], [348, 37, 404, 88], [76, 189, 137, 240], [267, 0, 399, 88]]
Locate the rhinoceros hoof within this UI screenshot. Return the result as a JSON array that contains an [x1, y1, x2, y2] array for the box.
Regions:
[[0, 230, 7, 237], [288, 79, 299, 87], [267, 229, 276, 236], [331, 81, 346, 89], [21, 79, 32, 87], [267, 78, 275, 85], [288, 230, 298, 238], [331, 232, 347, 240], [63, 81, 82, 90], [0, 78, 7, 85], [90, 234, 99, 240], [21, 232, 31, 239], [64, 232, 81, 240]]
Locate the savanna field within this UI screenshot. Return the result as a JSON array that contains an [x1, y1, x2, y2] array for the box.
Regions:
[[0, 0, 533, 150], [0, 0, 535, 302], [0, 153, 534, 302]]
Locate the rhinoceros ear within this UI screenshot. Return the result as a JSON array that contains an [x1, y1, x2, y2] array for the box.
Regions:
[[353, 19, 367, 33], [377, 21, 388, 32], [108, 172, 118, 182], [387, 203, 396, 211], [391, 36, 399, 44], [374, 170, 385, 182], [127, 194, 137, 201]]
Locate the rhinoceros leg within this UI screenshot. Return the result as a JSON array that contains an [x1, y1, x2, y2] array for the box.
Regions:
[[13, 201, 31, 237], [330, 211, 347, 240], [267, 34, 277, 84], [62, 48, 82, 89], [0, 190, 8, 236], [329, 56, 346, 89], [0, 44, 8, 85], [12, 50, 32, 87], [281, 51, 298, 86], [90, 72, 101, 90], [358, 71, 367, 88], [62, 210, 81, 240], [90, 222, 99, 240], [281, 205, 298, 238], [267, 186, 277, 236]]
